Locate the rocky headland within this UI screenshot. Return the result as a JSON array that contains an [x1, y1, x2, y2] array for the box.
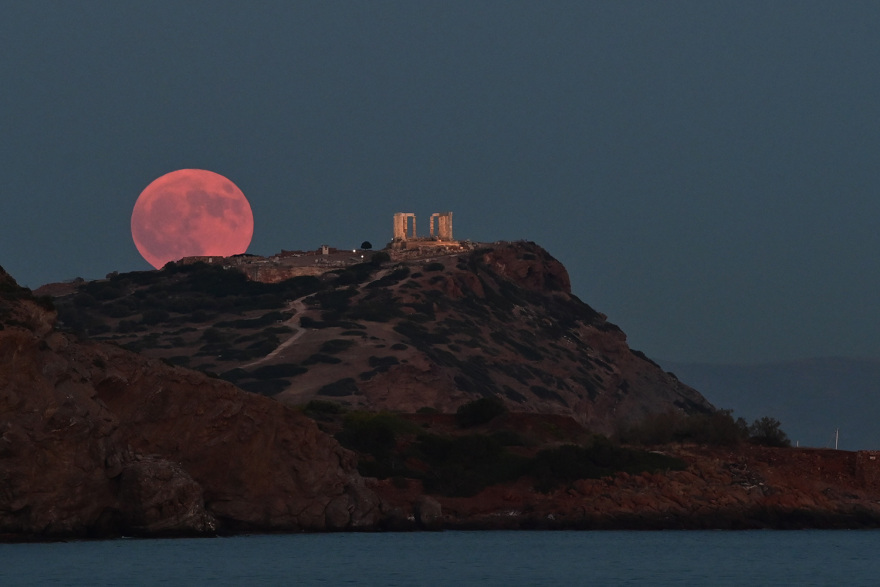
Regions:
[[4, 242, 880, 540]]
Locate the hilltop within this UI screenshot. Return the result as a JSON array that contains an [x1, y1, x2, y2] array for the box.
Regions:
[[46, 241, 710, 433]]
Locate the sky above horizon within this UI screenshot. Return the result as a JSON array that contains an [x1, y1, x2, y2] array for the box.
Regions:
[[3, 1, 880, 365]]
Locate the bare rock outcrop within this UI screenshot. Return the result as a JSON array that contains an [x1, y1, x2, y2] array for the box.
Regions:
[[0, 266, 380, 540]]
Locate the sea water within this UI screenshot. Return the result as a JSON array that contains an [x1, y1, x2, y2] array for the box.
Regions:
[[2, 530, 878, 586]]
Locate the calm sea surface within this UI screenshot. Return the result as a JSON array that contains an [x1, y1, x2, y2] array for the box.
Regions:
[[2, 530, 879, 586]]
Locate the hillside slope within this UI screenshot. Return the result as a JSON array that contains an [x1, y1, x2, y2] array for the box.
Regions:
[[49, 242, 712, 433], [0, 266, 380, 540]]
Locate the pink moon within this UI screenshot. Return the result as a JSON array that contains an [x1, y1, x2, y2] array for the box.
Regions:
[[131, 169, 254, 269]]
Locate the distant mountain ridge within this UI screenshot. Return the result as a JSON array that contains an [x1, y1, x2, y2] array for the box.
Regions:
[[662, 357, 880, 450]]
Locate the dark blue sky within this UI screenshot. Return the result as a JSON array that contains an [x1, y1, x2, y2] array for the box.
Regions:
[[3, 1, 880, 364]]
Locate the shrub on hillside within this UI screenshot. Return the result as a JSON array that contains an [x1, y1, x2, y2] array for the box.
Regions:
[[528, 436, 687, 492], [617, 409, 749, 446], [370, 251, 391, 266], [416, 433, 527, 497], [748, 416, 791, 447], [303, 400, 347, 421], [317, 377, 359, 396], [141, 308, 169, 325], [250, 363, 308, 379], [336, 412, 419, 478], [455, 396, 507, 428], [237, 379, 288, 396], [303, 353, 342, 365], [319, 338, 356, 354]]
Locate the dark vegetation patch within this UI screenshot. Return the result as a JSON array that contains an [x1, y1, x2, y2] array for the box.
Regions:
[[617, 410, 791, 448], [455, 396, 507, 428], [370, 251, 391, 265], [249, 363, 308, 379], [335, 412, 420, 478], [300, 316, 334, 329], [141, 308, 169, 325], [303, 400, 347, 421], [319, 339, 356, 354], [219, 368, 248, 383], [441, 317, 482, 338], [490, 330, 543, 361], [366, 266, 411, 289], [529, 437, 687, 492], [415, 434, 527, 497], [341, 330, 367, 337], [53, 264, 326, 352], [530, 385, 568, 406], [493, 361, 534, 383], [393, 320, 451, 347], [302, 353, 343, 365], [330, 262, 380, 286], [216, 311, 291, 329], [403, 300, 435, 321], [306, 288, 358, 313], [345, 289, 401, 323], [317, 377, 360, 396], [502, 385, 528, 403], [572, 375, 601, 400], [368, 356, 399, 370], [237, 379, 289, 396]]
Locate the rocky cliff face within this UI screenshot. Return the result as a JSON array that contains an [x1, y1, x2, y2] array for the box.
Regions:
[[0, 267, 380, 539]]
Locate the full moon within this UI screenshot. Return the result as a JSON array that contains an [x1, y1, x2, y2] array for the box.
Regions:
[[131, 169, 254, 269]]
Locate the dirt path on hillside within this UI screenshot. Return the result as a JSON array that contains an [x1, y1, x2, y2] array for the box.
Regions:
[[241, 298, 308, 369], [240, 267, 395, 370]]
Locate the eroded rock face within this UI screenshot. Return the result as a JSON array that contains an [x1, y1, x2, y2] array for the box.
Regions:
[[0, 267, 380, 539], [93, 348, 381, 531], [480, 243, 571, 295]]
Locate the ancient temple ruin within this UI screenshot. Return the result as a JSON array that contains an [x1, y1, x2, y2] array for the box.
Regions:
[[430, 212, 453, 241], [391, 211, 457, 251], [393, 212, 452, 242], [392, 212, 417, 241]]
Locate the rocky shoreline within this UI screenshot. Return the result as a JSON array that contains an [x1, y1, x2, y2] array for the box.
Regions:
[[366, 444, 880, 533]]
